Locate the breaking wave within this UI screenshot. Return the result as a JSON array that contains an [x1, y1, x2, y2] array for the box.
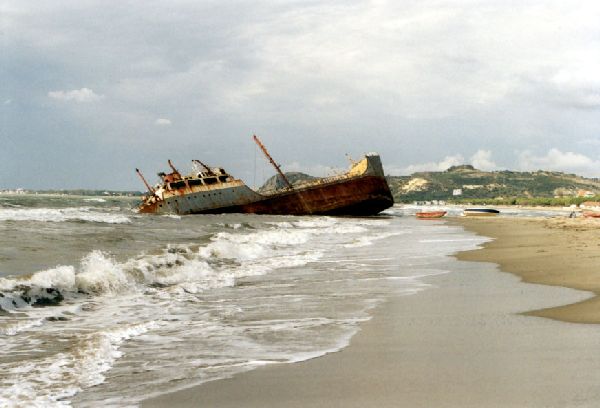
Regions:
[[0, 321, 157, 406], [83, 198, 107, 203], [0, 207, 131, 224], [1, 214, 434, 407], [0, 218, 357, 317]]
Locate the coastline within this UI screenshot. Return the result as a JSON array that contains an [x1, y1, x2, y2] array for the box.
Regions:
[[143, 216, 600, 407], [455, 216, 600, 323]]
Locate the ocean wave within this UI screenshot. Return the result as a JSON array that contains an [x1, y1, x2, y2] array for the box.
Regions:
[[0, 249, 218, 315], [343, 231, 405, 248], [0, 213, 476, 407], [0, 321, 157, 407], [0, 207, 131, 224], [0, 219, 345, 315], [83, 198, 107, 203]]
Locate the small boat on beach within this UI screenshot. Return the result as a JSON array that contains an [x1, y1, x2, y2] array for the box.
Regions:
[[462, 208, 500, 217], [582, 211, 600, 219], [415, 211, 447, 219]]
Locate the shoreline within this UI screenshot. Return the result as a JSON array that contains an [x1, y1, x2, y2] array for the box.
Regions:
[[454, 216, 600, 323], [143, 216, 600, 407]]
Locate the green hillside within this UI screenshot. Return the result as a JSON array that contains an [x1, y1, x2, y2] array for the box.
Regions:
[[387, 165, 600, 205], [260, 166, 600, 205]]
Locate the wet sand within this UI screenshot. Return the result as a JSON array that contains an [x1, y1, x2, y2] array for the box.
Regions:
[[456, 216, 600, 323], [144, 216, 600, 407]]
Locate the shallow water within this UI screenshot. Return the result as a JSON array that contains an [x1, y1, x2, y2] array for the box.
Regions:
[[0, 195, 487, 407]]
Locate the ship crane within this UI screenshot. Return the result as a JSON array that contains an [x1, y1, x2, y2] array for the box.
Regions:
[[167, 160, 182, 179], [253, 134, 293, 190], [135, 168, 155, 194], [192, 159, 215, 175]]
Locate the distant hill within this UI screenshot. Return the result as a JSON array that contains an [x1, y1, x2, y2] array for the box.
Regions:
[[259, 172, 316, 192], [258, 166, 600, 205], [386, 165, 600, 203]]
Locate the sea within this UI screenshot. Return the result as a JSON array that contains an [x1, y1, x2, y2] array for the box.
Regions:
[[0, 195, 570, 407]]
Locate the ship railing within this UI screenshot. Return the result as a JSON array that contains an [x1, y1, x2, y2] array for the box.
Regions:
[[292, 172, 358, 189]]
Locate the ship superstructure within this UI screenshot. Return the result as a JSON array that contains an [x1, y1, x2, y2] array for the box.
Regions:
[[137, 136, 394, 215]]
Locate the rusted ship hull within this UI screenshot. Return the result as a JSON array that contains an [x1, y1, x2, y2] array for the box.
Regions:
[[138, 150, 394, 216], [196, 175, 392, 216]]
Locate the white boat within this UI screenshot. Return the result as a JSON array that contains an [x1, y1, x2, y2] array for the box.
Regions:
[[463, 208, 500, 217]]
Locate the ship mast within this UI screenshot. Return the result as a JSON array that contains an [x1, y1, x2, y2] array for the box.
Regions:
[[135, 168, 155, 194], [192, 159, 214, 175], [167, 160, 182, 179], [253, 135, 293, 190]]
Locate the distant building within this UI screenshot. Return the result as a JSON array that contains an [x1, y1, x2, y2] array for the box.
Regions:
[[452, 189, 463, 196], [0, 188, 27, 195], [577, 190, 595, 198], [580, 201, 600, 209]]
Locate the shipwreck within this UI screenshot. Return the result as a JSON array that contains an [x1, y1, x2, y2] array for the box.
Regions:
[[136, 135, 394, 216]]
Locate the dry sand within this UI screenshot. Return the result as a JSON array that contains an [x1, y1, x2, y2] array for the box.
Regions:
[[143, 216, 600, 408]]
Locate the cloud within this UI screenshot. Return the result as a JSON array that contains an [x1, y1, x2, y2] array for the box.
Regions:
[[155, 118, 172, 126], [47, 87, 104, 102], [389, 150, 499, 175], [5, 1, 600, 189], [389, 155, 465, 175], [470, 150, 498, 171], [518, 148, 600, 176], [4, 99, 11, 105], [532, 66, 600, 110], [577, 138, 600, 147]]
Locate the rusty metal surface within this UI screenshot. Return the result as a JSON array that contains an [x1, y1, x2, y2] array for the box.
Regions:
[[238, 175, 393, 215], [138, 153, 394, 216]]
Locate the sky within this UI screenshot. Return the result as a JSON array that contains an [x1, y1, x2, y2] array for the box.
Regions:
[[1, 0, 600, 190]]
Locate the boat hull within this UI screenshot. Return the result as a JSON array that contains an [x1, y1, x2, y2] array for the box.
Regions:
[[138, 154, 394, 216], [231, 175, 392, 216], [415, 211, 447, 219], [463, 208, 500, 217], [181, 176, 393, 216]]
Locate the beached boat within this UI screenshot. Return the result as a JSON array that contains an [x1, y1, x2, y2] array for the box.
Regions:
[[582, 211, 600, 218], [462, 208, 500, 217], [136, 135, 394, 216], [415, 211, 447, 219]]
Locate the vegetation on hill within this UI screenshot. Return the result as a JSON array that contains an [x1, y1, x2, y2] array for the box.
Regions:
[[386, 166, 600, 205], [257, 167, 600, 206]]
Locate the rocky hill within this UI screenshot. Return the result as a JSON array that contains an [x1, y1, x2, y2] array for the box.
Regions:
[[387, 165, 600, 203], [259, 172, 316, 193], [259, 166, 600, 204]]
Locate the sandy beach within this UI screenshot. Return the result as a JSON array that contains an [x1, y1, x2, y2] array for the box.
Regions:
[[457, 216, 600, 324], [143, 215, 600, 408]]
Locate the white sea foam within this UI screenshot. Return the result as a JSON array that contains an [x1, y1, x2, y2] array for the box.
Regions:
[[0, 207, 131, 224], [419, 238, 484, 243], [83, 198, 107, 203], [199, 228, 311, 262], [1, 213, 477, 407], [344, 231, 405, 248], [0, 219, 340, 312], [0, 321, 157, 407], [0, 317, 44, 336]]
